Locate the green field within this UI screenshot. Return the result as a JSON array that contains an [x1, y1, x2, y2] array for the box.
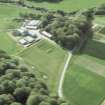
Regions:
[[0, 4, 33, 54], [0, 4, 32, 29], [0, 32, 22, 54], [28, 0, 105, 11], [63, 39, 105, 105], [19, 40, 67, 93], [94, 15, 105, 25]]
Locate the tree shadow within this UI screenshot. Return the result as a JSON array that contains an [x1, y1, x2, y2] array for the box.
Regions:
[[80, 39, 105, 60], [30, 0, 63, 3]]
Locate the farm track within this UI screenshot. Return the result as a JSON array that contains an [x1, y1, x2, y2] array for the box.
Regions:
[[58, 51, 72, 98]]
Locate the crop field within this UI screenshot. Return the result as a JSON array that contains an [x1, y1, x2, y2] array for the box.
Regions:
[[19, 40, 67, 93], [63, 39, 105, 105], [28, 0, 105, 11]]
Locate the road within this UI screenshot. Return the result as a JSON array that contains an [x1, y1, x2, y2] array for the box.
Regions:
[[58, 51, 72, 98], [35, 29, 57, 45]]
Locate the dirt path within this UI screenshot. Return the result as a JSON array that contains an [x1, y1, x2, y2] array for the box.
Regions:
[[101, 100, 105, 105], [58, 51, 72, 98]]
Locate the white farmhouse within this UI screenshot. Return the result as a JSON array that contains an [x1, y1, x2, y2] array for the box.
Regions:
[[41, 31, 52, 38]]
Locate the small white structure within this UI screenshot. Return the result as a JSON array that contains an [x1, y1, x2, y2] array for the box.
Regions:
[[19, 39, 27, 45], [27, 30, 37, 37], [22, 20, 41, 30], [25, 26, 37, 30], [24, 36, 34, 43], [13, 19, 42, 47], [27, 20, 41, 26], [41, 31, 52, 38], [17, 27, 27, 35]]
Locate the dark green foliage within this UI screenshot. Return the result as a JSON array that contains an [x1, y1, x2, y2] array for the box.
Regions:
[[0, 94, 14, 105], [40, 11, 93, 49], [10, 102, 22, 105], [0, 51, 69, 105], [95, 4, 105, 15], [13, 87, 31, 103], [28, 0, 62, 3]]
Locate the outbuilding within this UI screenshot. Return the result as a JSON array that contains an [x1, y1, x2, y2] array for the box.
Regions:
[[17, 27, 27, 36], [41, 31, 52, 38], [19, 39, 27, 45], [24, 36, 34, 43], [27, 30, 37, 37], [27, 20, 41, 26]]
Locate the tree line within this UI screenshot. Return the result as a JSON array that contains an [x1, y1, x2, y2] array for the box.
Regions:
[[38, 10, 94, 49], [0, 0, 62, 4], [0, 50, 69, 105]]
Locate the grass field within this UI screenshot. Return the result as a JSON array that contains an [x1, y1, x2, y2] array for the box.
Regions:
[[94, 16, 105, 25], [0, 4, 32, 29], [19, 40, 67, 93], [28, 0, 105, 11], [0, 4, 33, 54], [63, 38, 105, 105], [0, 32, 22, 54]]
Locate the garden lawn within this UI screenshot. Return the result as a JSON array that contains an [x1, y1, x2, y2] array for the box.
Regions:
[[19, 40, 67, 93]]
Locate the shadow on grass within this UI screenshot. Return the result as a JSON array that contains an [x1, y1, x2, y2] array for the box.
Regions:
[[80, 39, 105, 60], [29, 0, 63, 3]]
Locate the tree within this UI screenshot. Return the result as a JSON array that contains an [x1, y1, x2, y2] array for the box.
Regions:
[[0, 50, 68, 105], [13, 87, 31, 103], [26, 94, 42, 105], [0, 94, 14, 105], [39, 101, 51, 105], [10, 102, 22, 105]]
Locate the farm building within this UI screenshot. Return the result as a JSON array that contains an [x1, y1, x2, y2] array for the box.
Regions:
[[16, 27, 27, 36], [19, 39, 27, 45], [27, 30, 37, 37], [27, 20, 41, 26], [25, 26, 37, 30], [25, 20, 41, 29], [24, 36, 34, 43], [41, 31, 52, 38]]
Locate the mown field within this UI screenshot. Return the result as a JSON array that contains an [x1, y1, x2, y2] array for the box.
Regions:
[[28, 0, 105, 11], [63, 38, 105, 105], [19, 40, 67, 93]]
